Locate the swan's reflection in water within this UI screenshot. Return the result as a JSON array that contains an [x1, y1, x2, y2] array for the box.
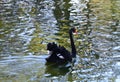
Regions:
[[45, 62, 72, 77], [44, 56, 80, 77]]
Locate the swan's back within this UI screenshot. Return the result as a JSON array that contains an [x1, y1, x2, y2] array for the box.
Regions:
[[46, 42, 72, 63]]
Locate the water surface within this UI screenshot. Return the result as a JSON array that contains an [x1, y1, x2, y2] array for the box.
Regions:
[[0, 0, 120, 82]]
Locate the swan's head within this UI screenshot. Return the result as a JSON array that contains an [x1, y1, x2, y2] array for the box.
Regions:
[[70, 27, 77, 34]]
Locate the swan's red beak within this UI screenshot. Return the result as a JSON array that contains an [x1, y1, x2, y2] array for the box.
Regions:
[[73, 29, 78, 35]]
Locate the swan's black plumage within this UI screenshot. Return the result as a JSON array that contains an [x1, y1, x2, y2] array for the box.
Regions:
[[46, 28, 76, 63]]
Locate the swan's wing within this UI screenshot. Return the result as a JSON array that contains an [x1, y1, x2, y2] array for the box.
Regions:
[[57, 54, 64, 59]]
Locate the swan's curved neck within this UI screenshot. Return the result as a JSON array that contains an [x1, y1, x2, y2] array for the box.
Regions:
[[69, 30, 76, 57]]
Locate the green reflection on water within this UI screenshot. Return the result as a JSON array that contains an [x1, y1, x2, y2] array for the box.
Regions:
[[28, 22, 46, 54]]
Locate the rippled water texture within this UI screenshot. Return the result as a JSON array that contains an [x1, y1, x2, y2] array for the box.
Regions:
[[0, 0, 120, 82]]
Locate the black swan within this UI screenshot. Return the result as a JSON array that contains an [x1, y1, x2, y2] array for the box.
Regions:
[[46, 27, 77, 63]]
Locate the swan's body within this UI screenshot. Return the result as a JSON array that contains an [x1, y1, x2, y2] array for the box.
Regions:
[[46, 28, 77, 63]]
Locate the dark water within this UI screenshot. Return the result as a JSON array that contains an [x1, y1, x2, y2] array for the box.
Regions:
[[0, 0, 120, 82]]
